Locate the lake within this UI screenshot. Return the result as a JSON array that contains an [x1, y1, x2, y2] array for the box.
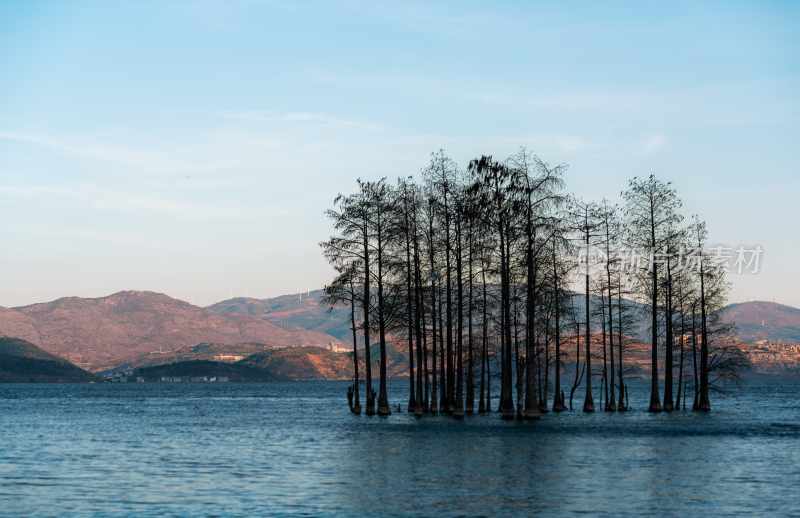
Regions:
[[1, 378, 798, 517]]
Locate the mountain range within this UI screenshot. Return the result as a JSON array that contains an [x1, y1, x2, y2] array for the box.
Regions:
[[209, 289, 800, 344], [2, 289, 799, 378], [0, 291, 344, 371]]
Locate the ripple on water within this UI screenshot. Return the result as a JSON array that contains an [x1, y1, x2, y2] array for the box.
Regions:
[[0, 379, 799, 517]]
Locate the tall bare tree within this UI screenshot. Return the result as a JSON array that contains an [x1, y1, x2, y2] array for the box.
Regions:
[[321, 262, 362, 414], [623, 175, 682, 413]]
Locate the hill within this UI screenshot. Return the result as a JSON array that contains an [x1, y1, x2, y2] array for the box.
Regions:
[[0, 336, 96, 382], [718, 301, 800, 343], [133, 360, 276, 382], [0, 291, 345, 372], [208, 290, 353, 341], [211, 290, 800, 347], [127, 342, 412, 382], [209, 290, 800, 376], [208, 289, 650, 342], [112, 340, 412, 381], [109, 341, 277, 372], [239, 346, 354, 380], [4, 288, 798, 378]]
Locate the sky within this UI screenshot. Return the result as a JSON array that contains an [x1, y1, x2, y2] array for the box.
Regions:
[[1, 1, 798, 308]]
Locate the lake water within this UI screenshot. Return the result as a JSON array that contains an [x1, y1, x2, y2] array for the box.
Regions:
[[1, 378, 799, 517]]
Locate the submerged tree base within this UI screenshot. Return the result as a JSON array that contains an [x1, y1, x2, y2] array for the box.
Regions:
[[500, 408, 516, 420], [552, 390, 567, 412]]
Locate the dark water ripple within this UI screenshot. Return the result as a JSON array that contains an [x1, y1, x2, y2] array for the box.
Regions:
[[1, 379, 799, 517]]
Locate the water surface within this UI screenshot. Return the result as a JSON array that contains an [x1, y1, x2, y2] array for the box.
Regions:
[[1, 379, 798, 516]]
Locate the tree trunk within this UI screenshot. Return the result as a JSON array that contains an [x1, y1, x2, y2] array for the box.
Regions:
[[362, 218, 375, 416], [676, 287, 685, 410], [350, 292, 361, 414], [466, 224, 475, 415], [617, 278, 626, 412], [648, 198, 662, 412], [601, 295, 610, 411], [514, 289, 523, 419], [428, 200, 439, 415], [376, 218, 391, 416], [698, 255, 711, 411], [499, 218, 515, 419], [453, 210, 465, 419], [439, 282, 447, 412], [479, 266, 488, 414], [404, 198, 416, 412], [552, 245, 566, 412], [412, 207, 425, 416], [422, 309, 429, 412], [663, 255, 674, 412], [541, 310, 550, 412], [523, 209, 540, 419], [691, 305, 699, 411], [444, 188, 454, 414], [583, 214, 594, 412], [605, 216, 616, 411], [570, 323, 583, 411]]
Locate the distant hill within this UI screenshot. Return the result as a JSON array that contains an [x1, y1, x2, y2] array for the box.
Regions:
[[718, 301, 800, 343], [4, 288, 797, 378], [239, 346, 355, 380], [208, 290, 353, 341], [0, 291, 345, 372], [208, 291, 800, 377], [130, 346, 356, 381], [208, 289, 650, 341], [133, 360, 276, 382], [114, 341, 410, 381], [109, 341, 277, 372], [0, 336, 96, 382], [211, 290, 800, 344]]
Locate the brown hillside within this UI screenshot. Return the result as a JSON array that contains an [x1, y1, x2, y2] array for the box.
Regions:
[[0, 291, 345, 372]]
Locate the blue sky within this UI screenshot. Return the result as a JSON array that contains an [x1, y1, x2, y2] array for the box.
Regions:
[[1, 1, 798, 307]]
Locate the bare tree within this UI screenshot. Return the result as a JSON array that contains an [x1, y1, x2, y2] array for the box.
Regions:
[[321, 262, 362, 414], [622, 174, 682, 413]]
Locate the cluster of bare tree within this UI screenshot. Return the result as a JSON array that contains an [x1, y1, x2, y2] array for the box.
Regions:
[[321, 149, 744, 418]]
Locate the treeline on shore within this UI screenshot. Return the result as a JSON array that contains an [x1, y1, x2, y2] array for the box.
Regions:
[[321, 149, 746, 419]]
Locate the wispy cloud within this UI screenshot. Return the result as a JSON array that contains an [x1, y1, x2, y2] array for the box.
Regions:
[[0, 131, 240, 178], [0, 131, 182, 172], [219, 110, 383, 131], [641, 134, 668, 155], [0, 182, 283, 222]]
